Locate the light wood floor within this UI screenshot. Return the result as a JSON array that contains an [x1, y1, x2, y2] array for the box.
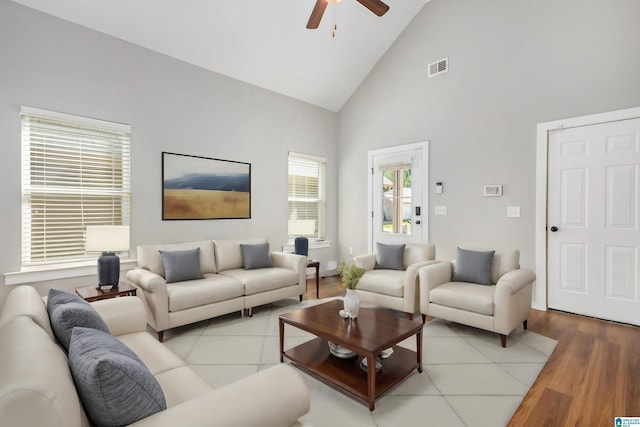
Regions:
[[305, 276, 640, 427]]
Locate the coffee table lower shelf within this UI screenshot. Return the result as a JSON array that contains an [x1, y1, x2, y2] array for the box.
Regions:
[[283, 337, 419, 410]]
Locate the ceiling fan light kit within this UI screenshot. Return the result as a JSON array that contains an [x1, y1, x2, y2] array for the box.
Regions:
[[306, 0, 389, 30]]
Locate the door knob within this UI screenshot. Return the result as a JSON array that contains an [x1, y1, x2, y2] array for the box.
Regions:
[[550, 226, 558, 232]]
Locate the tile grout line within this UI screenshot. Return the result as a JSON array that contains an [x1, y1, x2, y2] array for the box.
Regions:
[[157, 299, 554, 426]]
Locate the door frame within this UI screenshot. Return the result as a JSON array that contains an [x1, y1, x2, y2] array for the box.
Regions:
[[535, 106, 640, 311], [367, 141, 429, 252]]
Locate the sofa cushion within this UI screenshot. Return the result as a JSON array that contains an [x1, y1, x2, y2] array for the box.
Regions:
[[160, 247, 204, 283], [356, 270, 405, 297], [137, 240, 217, 276], [167, 274, 244, 312], [491, 250, 520, 284], [430, 282, 495, 315], [214, 238, 267, 271], [68, 327, 166, 427], [47, 289, 110, 350], [452, 247, 495, 285], [374, 243, 405, 270], [154, 366, 214, 407], [403, 243, 436, 268], [117, 332, 186, 375], [241, 242, 273, 270], [219, 268, 298, 295]]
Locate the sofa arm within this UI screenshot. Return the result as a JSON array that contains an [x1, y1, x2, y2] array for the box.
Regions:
[[126, 268, 167, 293], [91, 296, 147, 336], [495, 268, 536, 294], [418, 262, 453, 315], [406, 259, 440, 273], [126, 268, 170, 333], [129, 364, 310, 427], [402, 260, 441, 313], [353, 253, 376, 271], [272, 252, 308, 294], [272, 251, 306, 272], [494, 269, 535, 335], [418, 262, 453, 294]]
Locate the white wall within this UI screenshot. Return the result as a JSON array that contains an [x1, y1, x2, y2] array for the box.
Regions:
[[4, 0, 640, 309], [0, 0, 338, 306], [338, 0, 640, 277]]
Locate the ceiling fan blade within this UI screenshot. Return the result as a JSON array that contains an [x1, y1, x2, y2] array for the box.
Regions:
[[307, 0, 328, 29], [356, 0, 390, 17]]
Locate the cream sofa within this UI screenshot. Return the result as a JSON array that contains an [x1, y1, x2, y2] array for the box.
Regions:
[[353, 243, 438, 319], [127, 238, 307, 341], [0, 285, 311, 427]]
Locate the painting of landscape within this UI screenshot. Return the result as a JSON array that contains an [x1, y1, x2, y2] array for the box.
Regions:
[[162, 152, 251, 220]]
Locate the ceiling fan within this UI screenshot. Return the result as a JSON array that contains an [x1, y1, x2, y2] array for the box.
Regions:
[[306, 0, 390, 29]]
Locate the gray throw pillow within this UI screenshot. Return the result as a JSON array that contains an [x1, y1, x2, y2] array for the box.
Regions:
[[240, 242, 273, 270], [159, 248, 204, 283], [452, 247, 496, 285], [47, 289, 110, 351], [374, 243, 405, 270], [68, 327, 167, 427]]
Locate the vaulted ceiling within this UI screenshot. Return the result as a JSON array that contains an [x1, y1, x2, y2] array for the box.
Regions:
[[11, 0, 428, 112]]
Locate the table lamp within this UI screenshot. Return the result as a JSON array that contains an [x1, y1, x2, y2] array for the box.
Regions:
[[85, 225, 130, 290]]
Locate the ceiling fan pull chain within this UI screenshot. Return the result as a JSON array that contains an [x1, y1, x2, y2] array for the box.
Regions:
[[306, 0, 388, 30], [332, 3, 338, 38]]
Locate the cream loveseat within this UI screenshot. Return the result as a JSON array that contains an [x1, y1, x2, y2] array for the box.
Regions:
[[0, 285, 311, 427], [127, 238, 307, 341], [419, 248, 535, 347]]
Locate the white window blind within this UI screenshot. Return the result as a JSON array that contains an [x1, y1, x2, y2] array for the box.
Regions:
[[288, 152, 326, 240], [21, 107, 131, 267]]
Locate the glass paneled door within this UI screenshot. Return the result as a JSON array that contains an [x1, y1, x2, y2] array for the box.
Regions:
[[368, 142, 429, 251], [381, 165, 413, 235]]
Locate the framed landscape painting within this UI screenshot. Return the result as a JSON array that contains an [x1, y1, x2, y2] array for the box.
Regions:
[[162, 152, 251, 220]]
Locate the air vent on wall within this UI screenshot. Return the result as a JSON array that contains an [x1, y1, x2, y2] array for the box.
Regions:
[[428, 57, 448, 78]]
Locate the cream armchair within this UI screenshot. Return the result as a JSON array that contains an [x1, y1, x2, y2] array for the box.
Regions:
[[418, 248, 535, 347], [353, 243, 438, 319]]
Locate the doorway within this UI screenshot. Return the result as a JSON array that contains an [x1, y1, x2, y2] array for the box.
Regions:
[[367, 142, 429, 252], [535, 107, 640, 326]]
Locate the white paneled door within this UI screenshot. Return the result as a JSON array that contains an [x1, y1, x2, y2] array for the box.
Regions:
[[547, 118, 640, 325]]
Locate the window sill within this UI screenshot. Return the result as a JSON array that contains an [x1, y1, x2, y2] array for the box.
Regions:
[[3, 259, 138, 286], [282, 240, 332, 253]]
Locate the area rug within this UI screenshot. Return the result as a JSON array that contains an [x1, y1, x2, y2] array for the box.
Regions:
[[160, 298, 557, 427]]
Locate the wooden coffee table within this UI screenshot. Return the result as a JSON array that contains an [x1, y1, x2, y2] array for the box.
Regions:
[[279, 299, 423, 411]]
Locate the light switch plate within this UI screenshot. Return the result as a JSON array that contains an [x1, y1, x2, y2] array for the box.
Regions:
[[507, 206, 521, 217], [434, 206, 447, 216]]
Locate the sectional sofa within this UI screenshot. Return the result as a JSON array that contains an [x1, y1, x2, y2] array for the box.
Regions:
[[127, 238, 307, 341], [0, 285, 311, 427]]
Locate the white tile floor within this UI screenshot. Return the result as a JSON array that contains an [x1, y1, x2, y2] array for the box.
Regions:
[[158, 298, 557, 427]]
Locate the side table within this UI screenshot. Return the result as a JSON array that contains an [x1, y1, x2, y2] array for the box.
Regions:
[[307, 260, 320, 298], [75, 281, 137, 303]]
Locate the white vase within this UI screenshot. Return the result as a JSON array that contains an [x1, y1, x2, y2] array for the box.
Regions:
[[343, 288, 360, 318]]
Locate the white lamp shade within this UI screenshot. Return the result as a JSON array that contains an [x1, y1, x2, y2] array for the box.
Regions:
[[85, 226, 130, 253]]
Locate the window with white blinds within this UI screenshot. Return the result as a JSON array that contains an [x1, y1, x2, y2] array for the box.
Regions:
[[287, 152, 326, 240], [21, 107, 131, 267]]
